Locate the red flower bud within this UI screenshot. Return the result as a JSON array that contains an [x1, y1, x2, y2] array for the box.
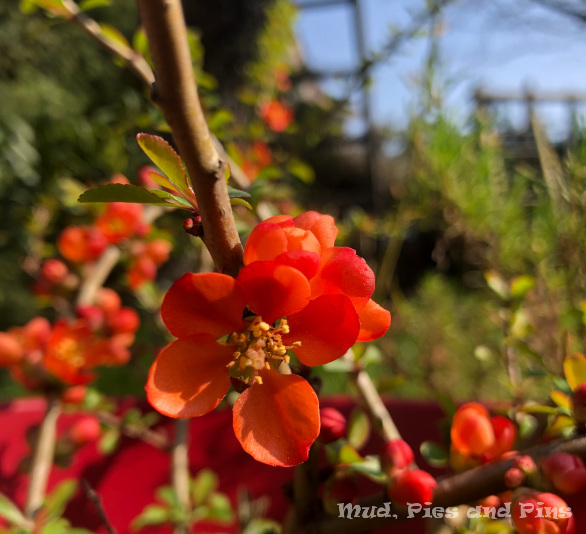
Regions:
[[68, 416, 101, 445], [512, 492, 574, 534], [76, 305, 105, 331], [95, 288, 121, 316], [541, 452, 586, 494], [389, 469, 437, 507], [318, 407, 346, 444], [145, 240, 172, 264], [380, 439, 414, 478], [504, 467, 524, 488], [61, 385, 87, 404], [108, 308, 139, 335], [0, 333, 23, 366], [450, 403, 495, 456], [40, 259, 69, 284]]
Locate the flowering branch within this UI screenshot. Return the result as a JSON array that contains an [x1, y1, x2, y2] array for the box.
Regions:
[[25, 395, 62, 518], [135, 0, 243, 276], [309, 434, 586, 534]]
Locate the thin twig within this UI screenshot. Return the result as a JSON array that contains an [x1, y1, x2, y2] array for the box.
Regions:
[[25, 395, 62, 519], [136, 0, 243, 277], [172, 419, 191, 534], [82, 479, 116, 534], [61, 0, 155, 87], [95, 410, 170, 450]]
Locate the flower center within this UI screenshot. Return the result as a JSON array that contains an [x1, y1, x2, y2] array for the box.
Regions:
[[226, 316, 300, 385], [54, 337, 84, 367]]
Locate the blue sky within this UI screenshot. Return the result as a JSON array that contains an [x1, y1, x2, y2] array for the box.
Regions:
[[295, 0, 586, 140]]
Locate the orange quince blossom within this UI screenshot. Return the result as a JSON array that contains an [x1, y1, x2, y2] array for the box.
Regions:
[[244, 213, 391, 342], [57, 226, 108, 263], [147, 261, 367, 467], [259, 100, 294, 133]]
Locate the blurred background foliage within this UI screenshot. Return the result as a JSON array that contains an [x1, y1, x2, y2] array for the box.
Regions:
[[1, 0, 585, 407]]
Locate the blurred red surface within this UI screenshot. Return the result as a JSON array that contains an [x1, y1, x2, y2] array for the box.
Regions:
[[0, 397, 584, 533]]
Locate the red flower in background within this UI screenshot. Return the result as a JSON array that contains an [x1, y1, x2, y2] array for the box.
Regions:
[[244, 213, 391, 342], [260, 100, 293, 132], [57, 226, 108, 263]]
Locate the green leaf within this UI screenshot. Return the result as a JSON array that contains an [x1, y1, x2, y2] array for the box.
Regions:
[[339, 456, 386, 483], [485, 270, 509, 300], [100, 24, 131, 50], [20, 0, 65, 14], [564, 353, 586, 391], [242, 519, 282, 534], [40, 518, 71, 534], [287, 158, 315, 184], [510, 275, 535, 299], [226, 185, 251, 199], [338, 444, 363, 464], [136, 134, 191, 199], [190, 469, 218, 506], [150, 190, 193, 209], [230, 198, 252, 210], [519, 405, 559, 415], [79, 184, 175, 207], [420, 441, 448, 468], [0, 493, 30, 528], [132, 28, 149, 56], [79, 0, 111, 10], [208, 110, 233, 133], [98, 427, 120, 455], [155, 486, 177, 508], [44, 479, 78, 520], [346, 408, 370, 451], [147, 171, 177, 193], [206, 492, 233, 521], [131, 505, 170, 530]]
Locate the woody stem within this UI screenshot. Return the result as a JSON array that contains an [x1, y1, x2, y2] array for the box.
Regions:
[[172, 419, 191, 534], [25, 395, 62, 519], [135, 0, 243, 277]]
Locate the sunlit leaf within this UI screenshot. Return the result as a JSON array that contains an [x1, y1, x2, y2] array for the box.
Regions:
[[338, 444, 363, 464], [339, 456, 386, 483], [136, 134, 192, 199], [208, 110, 233, 132], [230, 198, 252, 210], [420, 441, 448, 468], [190, 469, 218, 506], [79, 184, 174, 207], [564, 353, 586, 391], [131, 505, 170, 530], [288, 158, 315, 184], [44, 479, 78, 520], [79, 0, 111, 10], [100, 24, 131, 50], [206, 493, 233, 521], [150, 190, 193, 209], [485, 270, 509, 300], [510, 275, 534, 299], [347, 408, 370, 451], [242, 519, 282, 534], [148, 171, 177, 193], [551, 390, 571, 410], [98, 427, 120, 455]]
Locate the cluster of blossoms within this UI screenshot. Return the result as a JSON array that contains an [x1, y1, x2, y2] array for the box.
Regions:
[[259, 100, 294, 133], [450, 402, 517, 469], [56, 173, 171, 291], [0, 288, 138, 388], [146, 212, 391, 466]]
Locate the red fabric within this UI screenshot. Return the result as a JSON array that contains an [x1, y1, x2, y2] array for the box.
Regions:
[[0, 398, 584, 534]]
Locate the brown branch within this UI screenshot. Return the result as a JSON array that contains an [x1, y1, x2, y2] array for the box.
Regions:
[[172, 419, 191, 534], [60, 0, 155, 88], [25, 395, 62, 519], [136, 0, 243, 277], [82, 479, 116, 534], [307, 435, 586, 534]]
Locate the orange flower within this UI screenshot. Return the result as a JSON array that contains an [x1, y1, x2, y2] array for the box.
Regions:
[[259, 100, 293, 132], [244, 213, 391, 342], [57, 226, 108, 263], [96, 202, 146, 245], [147, 261, 365, 466]]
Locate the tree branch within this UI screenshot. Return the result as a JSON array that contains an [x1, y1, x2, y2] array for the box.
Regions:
[[25, 395, 62, 519], [136, 0, 243, 276], [61, 0, 155, 88], [172, 419, 190, 534], [309, 434, 586, 534]]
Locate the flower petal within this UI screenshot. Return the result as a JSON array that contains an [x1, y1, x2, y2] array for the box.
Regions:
[[233, 370, 320, 466], [293, 211, 338, 249], [237, 262, 310, 324], [161, 273, 245, 339], [243, 222, 288, 265], [146, 334, 233, 418], [357, 299, 391, 342], [274, 250, 321, 280], [310, 247, 375, 312], [282, 227, 321, 255], [284, 294, 360, 366]]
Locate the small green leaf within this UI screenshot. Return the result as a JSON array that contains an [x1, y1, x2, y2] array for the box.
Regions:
[[44, 479, 78, 520], [242, 519, 282, 534], [510, 275, 535, 299], [79, 184, 175, 207], [132, 28, 149, 56], [564, 353, 586, 391], [0, 493, 30, 528], [155, 486, 177, 507], [420, 441, 448, 468], [519, 405, 559, 415], [98, 428, 120, 455], [136, 134, 192, 199], [230, 198, 252, 210], [40, 518, 71, 534], [100, 24, 131, 49], [287, 158, 315, 184], [190, 469, 218, 506], [206, 492, 233, 521], [485, 270, 509, 300], [338, 444, 364, 464], [226, 185, 251, 199], [150, 190, 193, 209], [79, 0, 111, 10], [147, 171, 177, 193], [208, 110, 233, 132], [346, 408, 370, 451], [340, 456, 386, 483], [131, 505, 170, 530]]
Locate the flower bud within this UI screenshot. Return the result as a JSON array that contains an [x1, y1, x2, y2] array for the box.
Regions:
[[96, 288, 121, 316], [389, 469, 437, 507], [541, 452, 586, 494], [61, 385, 87, 405], [380, 439, 414, 478], [68, 416, 101, 445], [504, 467, 524, 488], [0, 333, 23, 366], [108, 308, 139, 335], [318, 407, 346, 444], [40, 259, 69, 284]]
